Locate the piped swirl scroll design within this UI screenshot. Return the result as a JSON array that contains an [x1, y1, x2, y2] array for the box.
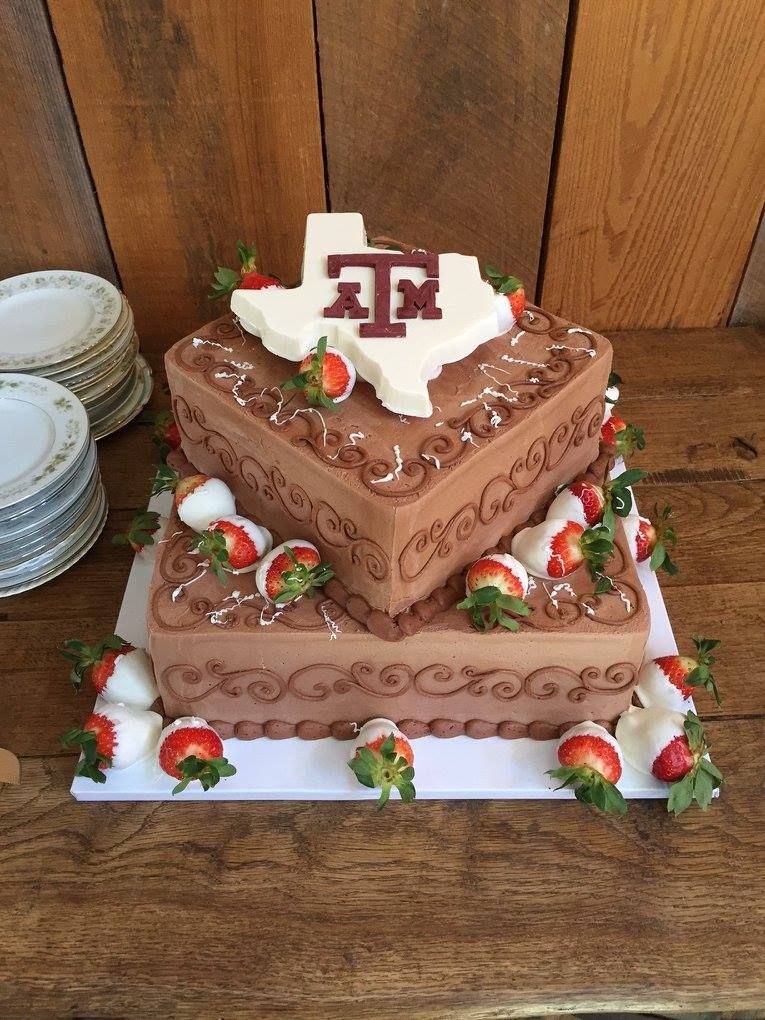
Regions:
[[171, 310, 602, 498], [161, 660, 636, 706], [398, 395, 604, 582]]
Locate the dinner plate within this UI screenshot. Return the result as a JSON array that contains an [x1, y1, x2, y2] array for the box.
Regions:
[[47, 303, 135, 383], [0, 375, 89, 512], [0, 271, 122, 372], [0, 485, 108, 597], [92, 355, 153, 441]]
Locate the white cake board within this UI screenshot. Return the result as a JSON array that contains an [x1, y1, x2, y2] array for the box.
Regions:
[[72, 488, 683, 802]]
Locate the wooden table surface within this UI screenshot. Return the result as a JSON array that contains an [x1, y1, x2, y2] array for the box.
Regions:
[[1, 326, 763, 1018]]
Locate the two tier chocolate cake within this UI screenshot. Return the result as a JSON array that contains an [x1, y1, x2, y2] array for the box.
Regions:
[[148, 213, 650, 742]]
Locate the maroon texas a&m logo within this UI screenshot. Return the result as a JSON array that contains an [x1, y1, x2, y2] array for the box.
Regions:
[[322, 252, 442, 338]]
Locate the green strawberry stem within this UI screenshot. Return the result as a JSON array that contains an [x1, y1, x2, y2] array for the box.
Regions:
[[547, 765, 627, 816], [648, 504, 679, 576], [151, 462, 180, 496], [580, 524, 615, 583], [208, 241, 259, 300], [192, 528, 231, 586], [59, 634, 127, 691], [685, 636, 722, 705], [484, 264, 523, 295], [113, 510, 161, 551], [172, 754, 237, 795], [456, 585, 531, 632], [60, 727, 112, 784], [281, 336, 340, 411], [666, 712, 723, 815], [348, 734, 416, 809], [273, 546, 335, 604]]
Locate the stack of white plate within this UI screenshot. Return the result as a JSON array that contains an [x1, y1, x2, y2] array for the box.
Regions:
[[0, 270, 152, 439], [0, 375, 107, 596]]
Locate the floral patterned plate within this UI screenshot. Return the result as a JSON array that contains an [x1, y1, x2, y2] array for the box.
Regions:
[[0, 374, 89, 512], [0, 270, 122, 372]]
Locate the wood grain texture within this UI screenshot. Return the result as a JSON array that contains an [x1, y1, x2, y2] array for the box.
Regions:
[[0, 0, 115, 282], [316, 0, 569, 296], [1, 720, 763, 1017], [542, 0, 765, 329], [731, 211, 765, 325], [47, 0, 326, 354]]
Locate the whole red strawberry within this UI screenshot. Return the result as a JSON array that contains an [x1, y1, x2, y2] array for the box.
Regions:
[[152, 410, 182, 457], [209, 241, 282, 299], [112, 510, 162, 553]]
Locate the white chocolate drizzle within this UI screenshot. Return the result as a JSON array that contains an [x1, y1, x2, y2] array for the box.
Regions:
[[371, 444, 404, 484]]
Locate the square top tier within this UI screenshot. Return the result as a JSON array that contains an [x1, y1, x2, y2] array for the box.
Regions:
[[166, 306, 611, 616]]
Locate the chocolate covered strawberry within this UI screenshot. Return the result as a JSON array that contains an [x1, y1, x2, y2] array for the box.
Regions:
[[61, 704, 162, 783], [600, 414, 645, 458], [152, 466, 236, 532], [112, 510, 162, 554], [157, 717, 237, 795], [282, 336, 356, 409], [193, 514, 272, 584], [547, 721, 627, 816], [547, 469, 647, 532], [457, 553, 531, 632], [637, 637, 721, 710], [255, 540, 334, 605], [209, 241, 282, 299], [349, 718, 416, 808], [60, 634, 158, 709], [485, 264, 525, 330], [616, 707, 723, 815], [511, 518, 614, 588], [605, 371, 622, 408], [623, 504, 679, 574]]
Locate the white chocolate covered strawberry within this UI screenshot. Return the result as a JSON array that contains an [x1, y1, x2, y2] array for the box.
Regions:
[[636, 637, 721, 711], [600, 414, 645, 458], [152, 466, 236, 532], [548, 721, 627, 815], [615, 707, 723, 814], [157, 717, 237, 795], [349, 718, 416, 808], [547, 469, 647, 531], [603, 371, 621, 424], [60, 634, 158, 709], [457, 553, 530, 632], [485, 265, 525, 331], [255, 540, 334, 604], [282, 336, 356, 409], [193, 514, 272, 583], [61, 704, 163, 783], [511, 518, 614, 587], [623, 504, 679, 574]]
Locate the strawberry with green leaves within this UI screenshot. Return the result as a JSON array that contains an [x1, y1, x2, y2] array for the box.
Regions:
[[485, 264, 525, 329], [152, 466, 236, 532], [113, 510, 162, 554], [209, 241, 282, 300], [349, 718, 416, 808], [457, 553, 531, 632], [547, 721, 627, 816], [616, 707, 723, 815], [637, 637, 721, 711], [157, 717, 237, 795], [60, 634, 158, 709], [282, 336, 356, 410], [623, 504, 679, 574], [61, 704, 163, 783], [255, 540, 334, 605], [192, 514, 272, 584], [600, 414, 645, 458]]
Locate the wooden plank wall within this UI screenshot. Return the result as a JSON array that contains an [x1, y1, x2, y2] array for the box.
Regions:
[[1, 0, 763, 350], [47, 0, 326, 355], [541, 0, 765, 330], [0, 0, 115, 283], [315, 0, 569, 297]]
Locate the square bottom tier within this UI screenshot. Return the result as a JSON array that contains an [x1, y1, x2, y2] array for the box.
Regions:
[[149, 514, 651, 740]]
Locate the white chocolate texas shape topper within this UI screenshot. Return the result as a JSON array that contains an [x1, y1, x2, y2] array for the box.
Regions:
[[231, 212, 512, 417]]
